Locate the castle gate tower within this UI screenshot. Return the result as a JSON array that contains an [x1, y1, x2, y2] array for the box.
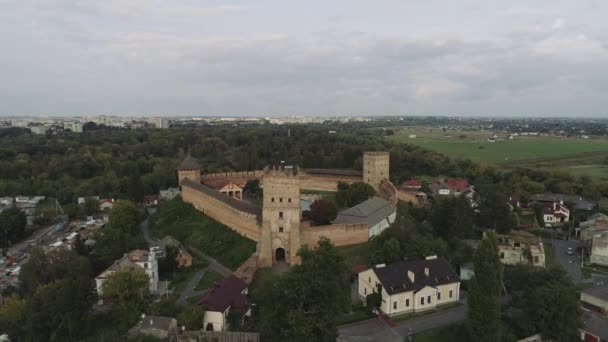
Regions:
[[177, 154, 201, 187], [363, 151, 390, 191], [259, 166, 302, 267]]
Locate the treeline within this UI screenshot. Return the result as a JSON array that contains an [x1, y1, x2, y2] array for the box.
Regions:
[[0, 124, 606, 210]]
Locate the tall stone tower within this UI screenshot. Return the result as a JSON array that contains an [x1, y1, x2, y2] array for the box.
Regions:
[[177, 154, 201, 187], [363, 151, 390, 191], [259, 165, 302, 267]]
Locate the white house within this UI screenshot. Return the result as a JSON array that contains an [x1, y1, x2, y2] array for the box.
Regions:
[[543, 202, 570, 225], [95, 248, 159, 295], [98, 198, 115, 211], [199, 275, 251, 331], [358, 256, 460, 317], [333, 196, 396, 238], [159, 187, 180, 201]]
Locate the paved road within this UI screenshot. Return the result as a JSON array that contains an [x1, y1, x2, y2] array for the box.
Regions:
[[176, 269, 209, 306], [338, 300, 467, 342], [550, 238, 583, 283], [139, 216, 155, 245]]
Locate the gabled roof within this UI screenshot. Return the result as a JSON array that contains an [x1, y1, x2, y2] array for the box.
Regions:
[[199, 275, 249, 312], [366, 257, 459, 295], [333, 196, 395, 227], [403, 179, 421, 187], [446, 178, 469, 191], [181, 179, 262, 219], [178, 155, 201, 170], [202, 178, 242, 191]]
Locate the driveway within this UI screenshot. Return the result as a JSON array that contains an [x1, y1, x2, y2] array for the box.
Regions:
[[338, 300, 467, 342], [550, 238, 583, 283], [176, 269, 208, 306]]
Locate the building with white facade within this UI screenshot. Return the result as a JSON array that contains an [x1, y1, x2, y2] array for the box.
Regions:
[[333, 196, 396, 238], [358, 256, 460, 317], [543, 201, 570, 225], [155, 118, 169, 129], [95, 248, 159, 295]]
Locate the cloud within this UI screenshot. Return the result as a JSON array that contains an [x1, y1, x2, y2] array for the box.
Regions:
[[551, 17, 564, 30]]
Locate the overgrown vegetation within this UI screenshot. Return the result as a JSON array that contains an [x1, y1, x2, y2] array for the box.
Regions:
[[150, 198, 256, 270]]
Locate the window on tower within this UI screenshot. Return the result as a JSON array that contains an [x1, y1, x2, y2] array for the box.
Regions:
[[279, 211, 283, 218]]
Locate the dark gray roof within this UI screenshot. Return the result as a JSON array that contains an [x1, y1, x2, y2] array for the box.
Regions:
[[304, 168, 363, 177], [530, 193, 595, 210], [178, 155, 201, 170], [582, 285, 608, 302], [369, 257, 459, 295], [583, 310, 608, 340], [181, 178, 262, 220], [333, 196, 395, 227]]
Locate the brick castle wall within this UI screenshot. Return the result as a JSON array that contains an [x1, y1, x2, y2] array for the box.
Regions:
[[301, 223, 369, 247], [181, 185, 262, 241]]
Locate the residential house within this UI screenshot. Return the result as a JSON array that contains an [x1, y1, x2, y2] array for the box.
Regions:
[[199, 275, 251, 331], [508, 194, 521, 209], [333, 196, 396, 238], [144, 194, 160, 207], [494, 231, 546, 267], [98, 198, 114, 211], [129, 315, 178, 339], [202, 179, 244, 200], [357, 256, 460, 317], [590, 233, 608, 266], [530, 193, 595, 212], [160, 236, 193, 268], [581, 285, 608, 315], [542, 202, 570, 225], [430, 178, 473, 198], [578, 213, 608, 241], [403, 179, 422, 190], [580, 310, 608, 342], [159, 187, 180, 201], [95, 248, 159, 296]]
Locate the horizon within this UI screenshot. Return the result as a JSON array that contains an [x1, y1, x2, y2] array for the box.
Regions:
[[2, 1, 608, 117]]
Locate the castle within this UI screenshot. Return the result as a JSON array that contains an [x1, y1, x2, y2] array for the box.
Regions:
[[178, 151, 396, 267]]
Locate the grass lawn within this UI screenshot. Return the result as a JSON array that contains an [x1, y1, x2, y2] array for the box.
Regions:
[[163, 259, 208, 292], [387, 128, 608, 179], [195, 269, 225, 291], [412, 323, 469, 342], [150, 198, 257, 270], [543, 243, 559, 269], [336, 243, 371, 270], [582, 263, 608, 279]]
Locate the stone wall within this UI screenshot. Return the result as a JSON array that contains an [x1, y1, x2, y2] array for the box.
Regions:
[[181, 185, 262, 241], [300, 174, 362, 191], [201, 170, 264, 187], [591, 235, 608, 266], [301, 223, 369, 247]]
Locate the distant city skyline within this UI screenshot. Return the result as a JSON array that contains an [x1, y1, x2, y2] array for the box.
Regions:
[[1, 1, 607, 117]]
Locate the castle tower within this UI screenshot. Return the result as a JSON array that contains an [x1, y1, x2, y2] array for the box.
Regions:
[[259, 165, 302, 267], [363, 151, 390, 191], [177, 154, 201, 187]]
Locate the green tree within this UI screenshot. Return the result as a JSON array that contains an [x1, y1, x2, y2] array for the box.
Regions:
[[243, 179, 262, 200], [336, 182, 376, 208], [0, 295, 31, 339], [101, 267, 151, 322], [93, 200, 143, 268], [259, 237, 349, 341], [477, 184, 517, 233], [177, 305, 206, 331], [431, 196, 474, 240], [467, 231, 503, 342], [84, 197, 99, 215], [19, 248, 91, 295], [309, 199, 338, 225], [0, 207, 26, 248]]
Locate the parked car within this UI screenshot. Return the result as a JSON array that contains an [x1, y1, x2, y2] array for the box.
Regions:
[[566, 247, 574, 255]]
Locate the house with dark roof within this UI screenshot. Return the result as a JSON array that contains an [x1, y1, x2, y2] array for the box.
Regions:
[[542, 201, 570, 226], [357, 256, 460, 316], [199, 275, 251, 331], [333, 196, 396, 238]]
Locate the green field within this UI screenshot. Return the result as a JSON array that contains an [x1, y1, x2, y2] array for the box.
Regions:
[[150, 198, 257, 270], [387, 128, 608, 179]]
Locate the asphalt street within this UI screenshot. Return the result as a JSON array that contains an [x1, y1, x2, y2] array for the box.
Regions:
[[549, 238, 583, 283]]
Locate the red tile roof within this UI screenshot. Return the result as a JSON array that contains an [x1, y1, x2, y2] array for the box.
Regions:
[[446, 178, 469, 191], [403, 179, 421, 187]]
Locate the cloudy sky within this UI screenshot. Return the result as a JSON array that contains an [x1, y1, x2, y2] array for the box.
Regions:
[[1, 0, 607, 117]]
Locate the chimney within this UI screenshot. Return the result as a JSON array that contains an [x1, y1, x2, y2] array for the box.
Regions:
[[407, 270, 415, 283], [424, 267, 430, 277]]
